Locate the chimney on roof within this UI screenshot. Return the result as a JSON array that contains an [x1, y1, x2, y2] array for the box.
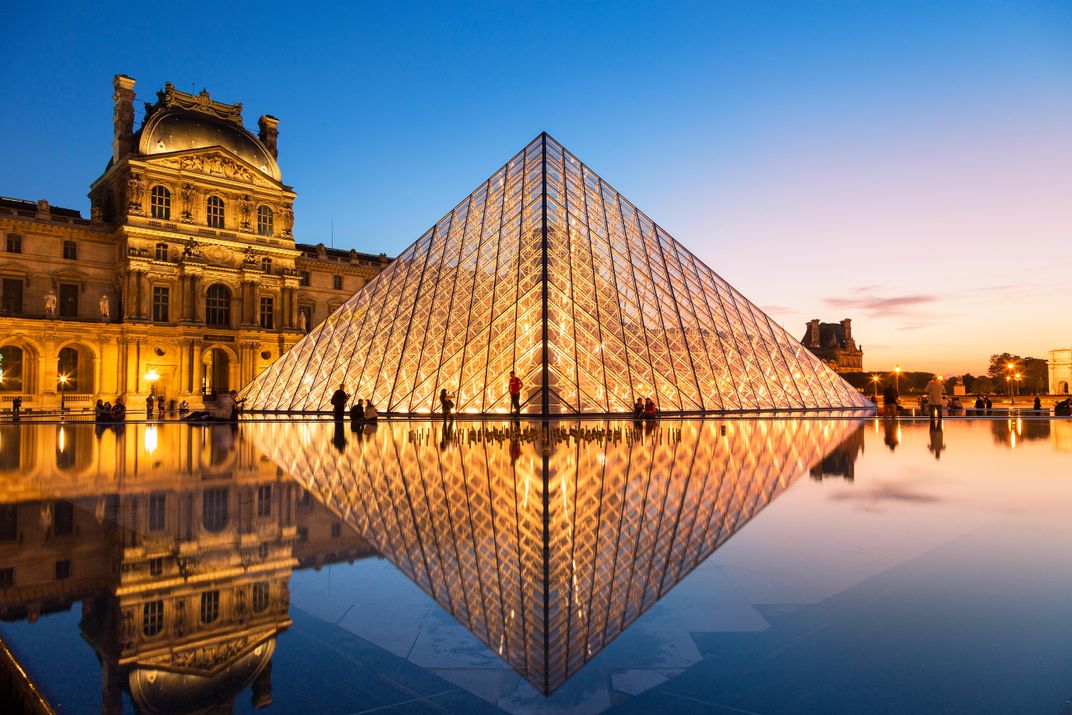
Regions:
[[112, 74, 136, 163], [840, 318, 853, 344], [259, 115, 279, 158], [806, 319, 821, 347]]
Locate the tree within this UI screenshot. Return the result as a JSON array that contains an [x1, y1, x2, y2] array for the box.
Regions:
[[972, 376, 995, 395], [987, 353, 1022, 379], [961, 373, 976, 392], [1022, 357, 1048, 393]]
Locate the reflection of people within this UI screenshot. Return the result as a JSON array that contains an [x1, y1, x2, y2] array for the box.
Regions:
[[509, 434, 521, 466], [330, 385, 349, 421], [882, 418, 899, 451], [928, 422, 945, 460], [332, 421, 347, 453]]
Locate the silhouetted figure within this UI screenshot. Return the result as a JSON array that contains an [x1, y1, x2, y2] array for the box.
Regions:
[[349, 399, 364, 424], [925, 375, 944, 426], [509, 371, 523, 417], [644, 397, 658, 421], [1055, 398, 1072, 416], [145, 394, 155, 416], [633, 398, 645, 420], [157, 394, 165, 416], [11, 395, 21, 419], [973, 394, 985, 415], [94, 399, 106, 421], [928, 422, 945, 460], [985, 395, 993, 414], [440, 388, 454, 424], [330, 385, 349, 421], [1033, 395, 1042, 411], [882, 384, 899, 415], [882, 418, 899, 451]]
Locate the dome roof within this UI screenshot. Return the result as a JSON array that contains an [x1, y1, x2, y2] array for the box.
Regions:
[[139, 110, 281, 181]]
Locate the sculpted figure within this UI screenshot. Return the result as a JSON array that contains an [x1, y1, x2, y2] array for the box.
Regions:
[[127, 174, 144, 213], [45, 289, 58, 316], [99, 294, 110, 320], [298, 310, 307, 332]]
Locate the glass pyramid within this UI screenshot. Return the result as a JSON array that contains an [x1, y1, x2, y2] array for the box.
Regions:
[[249, 418, 864, 694], [241, 134, 873, 414]]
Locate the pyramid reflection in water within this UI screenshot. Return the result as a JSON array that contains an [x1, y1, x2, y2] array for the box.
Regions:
[[241, 134, 872, 415], [251, 418, 863, 693]]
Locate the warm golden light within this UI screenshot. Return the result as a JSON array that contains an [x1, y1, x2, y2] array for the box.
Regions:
[[145, 369, 160, 382]]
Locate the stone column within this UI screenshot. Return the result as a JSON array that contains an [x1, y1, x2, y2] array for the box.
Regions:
[[137, 271, 149, 320], [193, 275, 204, 323]]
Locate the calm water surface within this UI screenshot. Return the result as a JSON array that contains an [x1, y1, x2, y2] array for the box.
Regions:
[[0, 417, 1069, 714]]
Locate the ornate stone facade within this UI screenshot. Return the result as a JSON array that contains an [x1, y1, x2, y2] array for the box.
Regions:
[[0, 76, 389, 411], [801, 318, 864, 373]]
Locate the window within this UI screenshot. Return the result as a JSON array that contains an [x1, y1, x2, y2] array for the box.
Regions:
[[256, 485, 272, 517], [205, 284, 231, 327], [57, 347, 79, 391], [299, 270, 310, 287], [62, 240, 77, 260], [148, 493, 165, 531], [53, 501, 74, 535], [150, 185, 171, 220], [0, 505, 16, 541], [252, 581, 270, 613], [155, 243, 169, 261], [0, 345, 24, 390], [256, 206, 273, 236], [296, 526, 308, 543], [206, 196, 225, 228], [6, 234, 21, 254], [0, 568, 12, 588], [55, 559, 70, 580], [261, 257, 272, 273], [1, 279, 23, 315], [299, 305, 312, 333], [200, 590, 220, 624], [143, 600, 164, 636], [202, 488, 229, 532], [332, 275, 343, 290], [331, 522, 341, 538], [59, 283, 78, 318], [149, 557, 163, 576], [259, 297, 274, 330], [152, 286, 169, 323]]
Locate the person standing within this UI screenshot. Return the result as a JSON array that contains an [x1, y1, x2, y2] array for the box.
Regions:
[[508, 371, 522, 417], [882, 383, 899, 415], [12, 395, 22, 419], [439, 388, 454, 424], [145, 394, 155, 417], [925, 375, 944, 424], [330, 385, 349, 421]]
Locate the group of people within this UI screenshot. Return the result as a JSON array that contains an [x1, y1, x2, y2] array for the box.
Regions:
[[633, 397, 660, 421], [184, 390, 243, 421], [143, 394, 191, 417], [330, 386, 379, 424], [93, 397, 127, 422]]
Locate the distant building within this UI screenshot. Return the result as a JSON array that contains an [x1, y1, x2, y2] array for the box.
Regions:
[[1050, 349, 1071, 394], [801, 318, 863, 373]]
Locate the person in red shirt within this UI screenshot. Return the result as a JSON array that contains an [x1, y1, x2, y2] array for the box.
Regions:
[[508, 370, 523, 416]]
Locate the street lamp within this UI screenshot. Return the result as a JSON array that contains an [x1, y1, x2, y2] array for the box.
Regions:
[[871, 374, 881, 401], [894, 365, 902, 395], [58, 374, 68, 413]]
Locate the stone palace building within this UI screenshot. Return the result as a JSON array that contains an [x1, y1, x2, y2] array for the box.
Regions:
[[1050, 348, 1071, 395], [0, 76, 389, 412], [800, 318, 864, 373]]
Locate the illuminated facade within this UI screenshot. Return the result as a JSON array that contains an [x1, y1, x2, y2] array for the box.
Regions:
[[1049, 348, 1070, 394], [0, 76, 389, 413], [249, 417, 863, 693], [242, 134, 871, 415]]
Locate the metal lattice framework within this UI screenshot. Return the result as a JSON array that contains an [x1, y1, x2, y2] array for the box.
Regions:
[[249, 418, 863, 692], [241, 134, 872, 414]]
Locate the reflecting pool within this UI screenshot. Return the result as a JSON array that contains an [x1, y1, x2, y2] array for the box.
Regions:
[[0, 417, 1070, 713]]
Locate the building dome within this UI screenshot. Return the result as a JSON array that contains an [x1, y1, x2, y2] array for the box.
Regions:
[[139, 110, 281, 182]]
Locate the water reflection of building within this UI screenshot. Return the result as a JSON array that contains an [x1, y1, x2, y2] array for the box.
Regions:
[[810, 424, 865, 481], [0, 423, 375, 713], [250, 418, 861, 694]]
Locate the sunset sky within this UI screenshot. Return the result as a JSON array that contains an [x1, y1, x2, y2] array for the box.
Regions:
[[2, 1, 1069, 376]]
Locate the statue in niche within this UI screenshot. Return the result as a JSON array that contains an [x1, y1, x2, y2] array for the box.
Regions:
[[281, 204, 294, 237], [240, 194, 254, 231], [45, 289, 57, 316], [90, 205, 102, 222], [180, 183, 194, 220], [298, 310, 307, 332], [99, 294, 110, 321], [127, 173, 144, 214]]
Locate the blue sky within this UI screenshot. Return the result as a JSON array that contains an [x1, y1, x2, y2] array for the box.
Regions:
[[2, 1, 1070, 373]]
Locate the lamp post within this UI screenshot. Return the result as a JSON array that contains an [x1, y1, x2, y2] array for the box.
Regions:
[[894, 365, 902, 395], [871, 374, 881, 401], [58, 374, 68, 413]]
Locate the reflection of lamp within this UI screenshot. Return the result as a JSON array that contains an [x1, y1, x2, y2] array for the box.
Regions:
[[144, 425, 158, 454]]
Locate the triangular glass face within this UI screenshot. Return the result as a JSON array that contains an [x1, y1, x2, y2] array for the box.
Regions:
[[249, 418, 865, 694], [241, 134, 872, 414]]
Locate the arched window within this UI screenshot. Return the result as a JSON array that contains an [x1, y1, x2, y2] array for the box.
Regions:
[[155, 243, 169, 261], [206, 196, 225, 228], [256, 206, 273, 236], [57, 347, 79, 392], [202, 488, 229, 533], [205, 284, 231, 327], [150, 186, 171, 220], [0, 346, 24, 392], [261, 257, 272, 273]]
